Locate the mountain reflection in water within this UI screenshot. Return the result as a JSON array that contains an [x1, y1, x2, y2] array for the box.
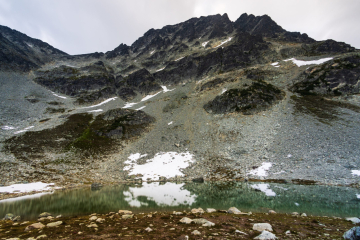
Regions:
[[0, 182, 359, 220]]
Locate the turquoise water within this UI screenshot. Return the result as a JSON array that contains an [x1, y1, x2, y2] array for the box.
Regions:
[[0, 181, 359, 220]]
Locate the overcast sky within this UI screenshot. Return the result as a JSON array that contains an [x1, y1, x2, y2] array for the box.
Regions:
[[1, 0, 359, 55]]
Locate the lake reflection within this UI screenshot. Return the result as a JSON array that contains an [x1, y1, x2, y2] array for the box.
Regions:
[[0, 182, 359, 220]]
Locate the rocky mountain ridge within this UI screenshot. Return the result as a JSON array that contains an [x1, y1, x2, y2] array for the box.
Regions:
[[0, 13, 360, 188]]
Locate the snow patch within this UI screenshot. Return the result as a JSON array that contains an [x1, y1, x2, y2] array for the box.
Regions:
[[251, 183, 276, 197], [221, 88, 227, 94], [124, 152, 194, 181], [123, 182, 196, 207], [150, 50, 155, 55], [202, 41, 209, 47], [136, 106, 146, 111], [271, 62, 279, 66], [156, 67, 165, 72], [127, 153, 148, 161], [248, 162, 272, 177], [1, 126, 16, 130], [141, 91, 162, 102], [87, 109, 103, 113], [284, 57, 333, 67], [168, 121, 173, 125], [0, 192, 53, 203], [161, 85, 175, 92], [123, 102, 138, 109], [0, 182, 56, 194], [214, 37, 232, 48], [81, 97, 117, 109], [295, 202, 300, 206], [356, 194, 360, 199], [175, 57, 184, 61], [14, 126, 34, 134], [351, 170, 360, 176], [51, 92, 67, 99]]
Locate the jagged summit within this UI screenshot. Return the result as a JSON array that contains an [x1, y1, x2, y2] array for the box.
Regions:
[[0, 25, 68, 71]]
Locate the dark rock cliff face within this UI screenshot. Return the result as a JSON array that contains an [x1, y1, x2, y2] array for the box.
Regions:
[[291, 55, 360, 96], [204, 81, 285, 114], [34, 62, 115, 98], [0, 25, 67, 71], [4, 108, 155, 160]]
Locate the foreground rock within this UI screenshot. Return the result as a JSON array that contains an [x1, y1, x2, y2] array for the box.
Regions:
[[343, 226, 360, 240], [254, 230, 278, 240], [253, 223, 273, 232]]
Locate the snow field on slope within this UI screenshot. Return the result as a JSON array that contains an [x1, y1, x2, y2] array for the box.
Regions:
[[124, 152, 194, 181]]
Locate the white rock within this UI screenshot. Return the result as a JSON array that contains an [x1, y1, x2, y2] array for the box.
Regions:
[[179, 217, 193, 224], [87, 223, 98, 228], [191, 230, 201, 235], [202, 221, 215, 227], [96, 218, 105, 223], [145, 227, 153, 232], [228, 207, 242, 214], [191, 208, 204, 214], [46, 221, 62, 227], [253, 223, 273, 232], [268, 210, 276, 214], [301, 213, 307, 217], [206, 208, 217, 213], [346, 217, 360, 224], [254, 230, 278, 240], [89, 216, 98, 221], [235, 230, 247, 235]]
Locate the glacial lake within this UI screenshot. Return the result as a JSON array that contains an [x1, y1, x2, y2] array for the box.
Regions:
[[0, 181, 359, 220]]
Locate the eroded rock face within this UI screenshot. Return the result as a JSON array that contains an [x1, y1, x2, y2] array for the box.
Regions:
[[204, 81, 285, 114], [4, 109, 155, 160], [291, 55, 360, 96]]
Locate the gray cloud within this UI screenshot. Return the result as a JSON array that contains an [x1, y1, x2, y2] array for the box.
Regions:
[[0, 0, 359, 55]]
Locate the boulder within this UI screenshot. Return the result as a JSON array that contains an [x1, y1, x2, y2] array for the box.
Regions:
[[253, 223, 273, 232], [228, 207, 242, 214], [38, 212, 52, 218], [89, 216, 98, 221], [343, 226, 360, 240], [96, 218, 105, 223], [191, 208, 204, 214], [87, 223, 98, 228], [206, 208, 217, 213], [346, 217, 360, 224], [179, 217, 193, 224], [254, 230, 278, 240], [145, 227, 153, 232], [122, 214, 134, 219], [191, 230, 201, 235], [46, 221, 63, 227], [25, 222, 45, 231], [118, 210, 133, 215]]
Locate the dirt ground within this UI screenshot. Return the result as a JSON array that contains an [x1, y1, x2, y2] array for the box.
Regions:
[[0, 209, 357, 239]]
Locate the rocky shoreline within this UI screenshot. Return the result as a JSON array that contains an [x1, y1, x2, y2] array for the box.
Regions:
[[1, 207, 359, 239]]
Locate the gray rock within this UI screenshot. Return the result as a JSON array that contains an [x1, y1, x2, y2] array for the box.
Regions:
[[46, 221, 63, 227], [202, 221, 215, 227], [254, 230, 278, 240], [291, 212, 299, 216], [96, 218, 105, 223], [228, 207, 242, 214], [25, 222, 45, 231], [3, 213, 14, 220], [253, 223, 273, 232], [343, 226, 360, 240], [346, 217, 360, 224], [191, 230, 201, 235], [192, 218, 209, 224], [122, 214, 134, 219], [268, 210, 276, 214], [118, 210, 132, 215], [191, 208, 204, 214], [206, 208, 217, 213], [36, 234, 47, 239], [300, 213, 307, 217], [87, 223, 98, 228], [179, 217, 193, 224], [89, 216, 98, 221], [38, 212, 52, 218]]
